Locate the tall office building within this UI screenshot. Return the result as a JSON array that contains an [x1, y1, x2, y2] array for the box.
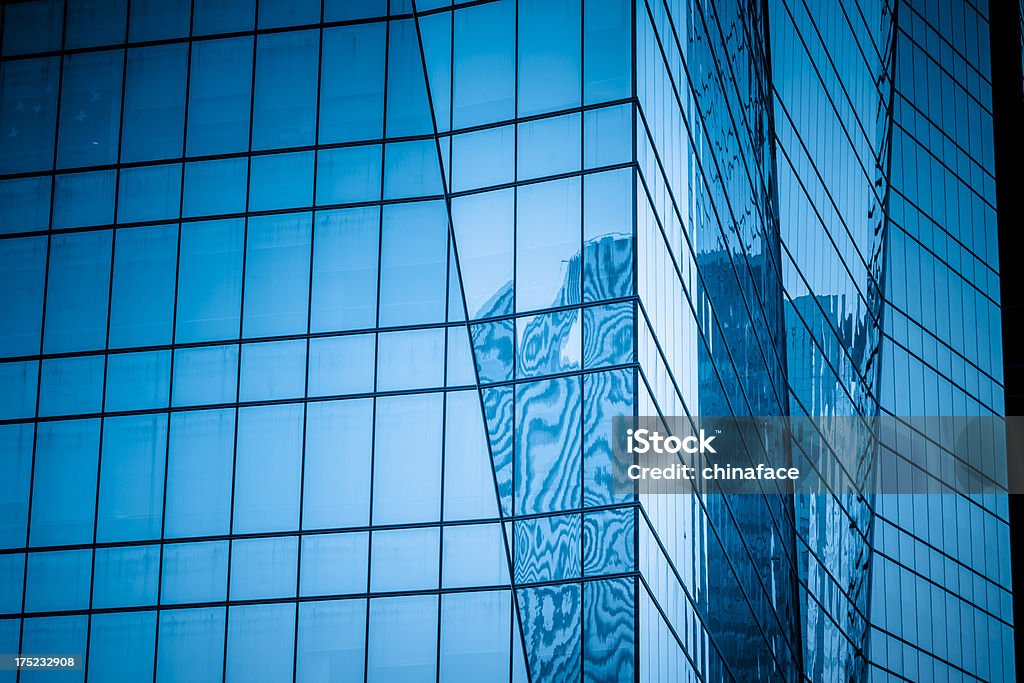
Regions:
[[0, 1, 1015, 682]]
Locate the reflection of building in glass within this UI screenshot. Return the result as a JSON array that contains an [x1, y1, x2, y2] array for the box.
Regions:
[[0, 0, 1014, 681]]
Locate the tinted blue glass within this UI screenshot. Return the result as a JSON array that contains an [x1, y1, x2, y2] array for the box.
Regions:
[[182, 157, 248, 218], [440, 591, 511, 680], [451, 126, 514, 192], [0, 425, 33, 548], [242, 212, 312, 336], [0, 360, 38, 420], [518, 583, 581, 680], [0, 57, 60, 173], [171, 345, 239, 407], [121, 44, 187, 162], [226, 604, 295, 683], [0, 236, 45, 357], [518, 113, 582, 180], [518, 0, 581, 116], [38, 355, 104, 417], [52, 169, 115, 229], [165, 410, 234, 538], [116, 164, 181, 224], [193, 0, 255, 35], [383, 139, 444, 199], [64, 0, 126, 49], [129, 0, 190, 41], [376, 328, 445, 391], [109, 224, 177, 347], [324, 0, 386, 21], [249, 151, 314, 211], [229, 536, 297, 600], [367, 595, 438, 683], [320, 24, 386, 144], [452, 0, 514, 127], [311, 207, 379, 332], [176, 218, 244, 342], [441, 523, 508, 588], [239, 339, 306, 401], [22, 616, 86, 683], [516, 177, 581, 311], [88, 612, 156, 682], [583, 369, 632, 506], [442, 393, 499, 521], [30, 419, 100, 546], [104, 350, 171, 411], [583, 0, 630, 104], [514, 514, 581, 582], [385, 21, 433, 137], [583, 103, 632, 169], [187, 37, 253, 155], [25, 549, 92, 612], [303, 399, 373, 529], [0, 553, 24, 615], [157, 608, 226, 683], [379, 201, 448, 326], [299, 533, 368, 596], [297, 600, 366, 682], [57, 51, 124, 168], [372, 394, 442, 524], [307, 334, 375, 397], [253, 30, 318, 150], [583, 169, 632, 302], [584, 578, 634, 679], [0, 176, 51, 235], [97, 414, 167, 542], [234, 404, 302, 533], [160, 541, 228, 604], [515, 376, 582, 514], [370, 527, 440, 592], [316, 145, 382, 205], [92, 544, 159, 608], [43, 230, 111, 353], [1, 1, 63, 56], [258, 0, 319, 28]]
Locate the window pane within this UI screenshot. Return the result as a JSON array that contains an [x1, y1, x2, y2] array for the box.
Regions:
[[249, 151, 314, 211], [0, 424, 33, 548], [121, 44, 187, 162], [367, 595, 438, 683], [321, 24, 386, 143], [229, 536, 297, 600], [376, 328, 444, 391], [97, 414, 167, 542], [187, 37, 253, 155], [22, 616, 86, 683], [166, 410, 234, 538], [253, 30, 318, 150], [453, 0, 514, 127], [26, 549, 92, 612], [0, 176, 51, 235], [258, 0, 318, 28], [30, 419, 100, 547], [176, 219, 244, 343], [379, 201, 448, 326], [583, 0, 630, 104], [0, 57, 60, 173], [2, 1, 63, 56], [226, 604, 295, 683], [385, 21, 433, 137], [442, 524, 508, 588], [440, 591, 511, 681], [442, 392, 499, 521], [65, 0, 127, 49], [157, 608, 226, 683], [0, 236, 46, 357], [182, 157, 248, 218], [372, 394, 442, 524], [109, 224, 177, 347], [370, 527, 439, 592], [38, 355, 103, 417], [160, 541, 228, 605], [516, 177, 581, 312], [129, 0, 190, 41], [88, 612, 156, 682], [517, 112, 581, 180], [297, 600, 366, 683], [515, 376, 582, 514], [43, 230, 112, 353], [307, 334, 375, 397], [104, 350, 171, 411], [311, 207, 379, 333], [303, 399, 372, 529], [518, 0, 581, 116], [92, 544, 159, 608], [383, 139, 443, 200], [234, 404, 302, 533], [57, 50, 124, 168], [53, 170, 115, 229], [239, 339, 306, 401], [316, 145, 382, 205], [0, 553, 24, 615], [193, 0, 255, 35], [451, 189, 514, 319], [171, 345, 239, 408], [299, 533, 368, 596], [243, 212, 312, 337]]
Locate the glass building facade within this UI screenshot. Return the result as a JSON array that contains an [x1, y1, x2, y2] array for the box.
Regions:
[[0, 0, 1015, 682]]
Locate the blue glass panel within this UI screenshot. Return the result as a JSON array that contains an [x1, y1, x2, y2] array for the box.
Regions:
[[176, 218, 244, 343], [25, 549, 92, 612], [258, 0, 318, 28], [583, 0, 631, 104], [1, 1, 63, 56], [370, 526, 439, 592], [30, 419, 100, 546], [0, 620, 18, 683], [116, 163, 182, 223], [372, 394, 442, 525], [0, 236, 45, 357], [109, 224, 177, 347], [514, 514, 581, 583], [297, 600, 366, 683], [442, 392, 499, 521], [129, 0, 190, 41], [582, 369, 633, 506], [160, 541, 228, 604], [0, 176, 51, 234], [229, 536, 297, 600], [171, 345, 239, 408], [470, 320, 514, 383], [324, 0, 386, 21], [379, 201, 448, 326], [0, 553, 24, 614], [440, 591, 511, 681], [452, 0, 514, 127], [320, 23, 386, 143], [367, 595, 438, 683], [64, 0, 126, 49], [165, 410, 234, 538], [316, 145, 382, 205], [121, 44, 187, 162], [376, 328, 445, 391], [303, 399, 373, 529], [53, 170, 116, 228], [518, 583, 581, 681], [97, 414, 167, 542], [243, 212, 312, 336], [226, 604, 295, 683], [515, 376, 582, 514], [57, 50, 123, 168], [249, 151, 314, 211], [193, 0, 255, 35], [0, 57, 60, 173], [38, 355, 103, 417], [234, 404, 303, 533], [0, 360, 38, 420], [383, 140, 444, 199], [583, 578, 634, 682], [517, 113, 582, 180], [518, 0, 581, 116], [0, 424, 33, 548], [385, 21, 433, 137], [186, 37, 253, 155], [441, 523, 508, 588], [92, 544, 159, 608], [182, 157, 248, 218], [239, 339, 306, 401], [582, 508, 633, 575], [21, 616, 87, 683], [583, 168, 632, 301], [307, 334, 375, 397], [299, 532, 368, 596], [157, 608, 226, 683], [481, 386, 513, 516], [104, 350, 171, 411], [88, 612, 156, 682], [253, 30, 318, 150], [451, 125, 514, 192], [516, 177, 582, 311], [517, 308, 581, 378], [582, 302, 633, 368], [311, 207, 379, 333]]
